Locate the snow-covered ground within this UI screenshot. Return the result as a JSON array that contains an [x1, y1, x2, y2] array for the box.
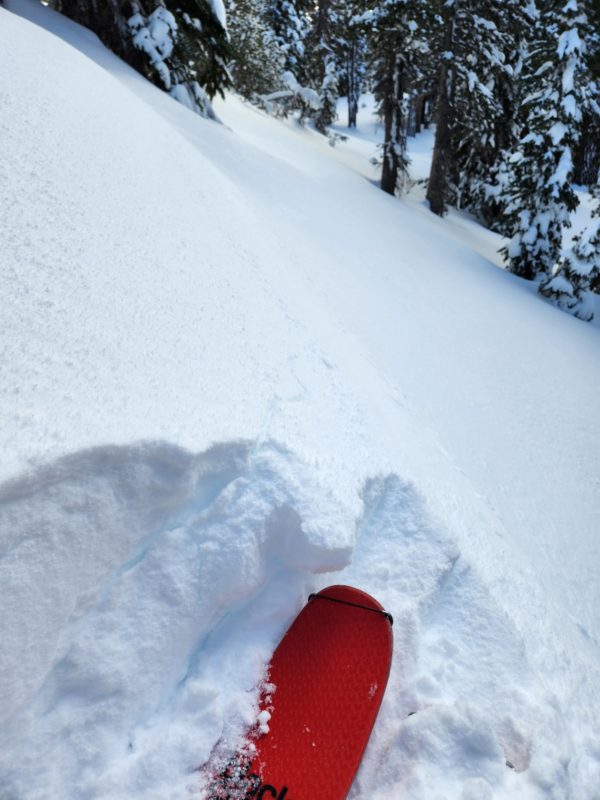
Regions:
[[1, 3, 600, 799]]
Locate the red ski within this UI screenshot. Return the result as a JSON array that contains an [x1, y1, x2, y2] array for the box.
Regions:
[[208, 585, 393, 799]]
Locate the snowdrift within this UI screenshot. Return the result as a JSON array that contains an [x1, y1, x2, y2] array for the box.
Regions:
[[0, 441, 354, 798], [2, 2, 600, 798], [0, 440, 569, 800]]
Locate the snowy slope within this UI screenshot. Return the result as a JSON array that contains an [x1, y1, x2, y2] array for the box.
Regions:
[[1, 3, 600, 799]]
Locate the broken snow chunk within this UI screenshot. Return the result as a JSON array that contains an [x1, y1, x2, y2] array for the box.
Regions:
[[257, 709, 271, 734]]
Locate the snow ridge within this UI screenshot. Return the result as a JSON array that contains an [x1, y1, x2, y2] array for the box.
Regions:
[[337, 476, 586, 800], [0, 440, 354, 799]]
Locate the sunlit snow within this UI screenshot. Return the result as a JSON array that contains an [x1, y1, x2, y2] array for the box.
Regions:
[[1, 2, 599, 800]]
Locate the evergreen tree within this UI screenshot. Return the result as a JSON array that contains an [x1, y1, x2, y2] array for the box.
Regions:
[[573, 0, 600, 184], [265, 0, 310, 82], [130, 1, 232, 105], [338, 1, 367, 127], [426, 0, 524, 217], [305, 0, 341, 132], [502, 0, 592, 281], [314, 54, 339, 132], [459, 1, 535, 230], [54, 0, 143, 67], [573, 111, 600, 185], [365, 0, 434, 196], [426, 0, 458, 215], [538, 188, 600, 319], [53, 1, 232, 115], [304, 0, 369, 132], [227, 0, 284, 99]]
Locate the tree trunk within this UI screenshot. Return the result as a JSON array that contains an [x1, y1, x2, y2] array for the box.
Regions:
[[380, 55, 405, 195], [406, 90, 418, 137], [347, 42, 359, 128], [426, 6, 455, 216], [414, 93, 427, 134], [573, 113, 600, 185]]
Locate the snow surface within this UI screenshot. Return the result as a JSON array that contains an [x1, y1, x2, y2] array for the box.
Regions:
[[1, 3, 600, 799]]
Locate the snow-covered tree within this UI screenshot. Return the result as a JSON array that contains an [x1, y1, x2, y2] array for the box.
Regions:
[[573, 0, 600, 183], [314, 53, 339, 132], [304, 0, 341, 132], [53, 0, 142, 64], [574, 110, 600, 184], [265, 0, 310, 82], [337, 1, 367, 128], [129, 1, 232, 106], [53, 1, 232, 116], [502, 0, 593, 281], [227, 0, 284, 99], [538, 191, 600, 319], [426, 0, 527, 218], [364, 0, 433, 196], [459, 2, 537, 230], [537, 1, 600, 320]]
